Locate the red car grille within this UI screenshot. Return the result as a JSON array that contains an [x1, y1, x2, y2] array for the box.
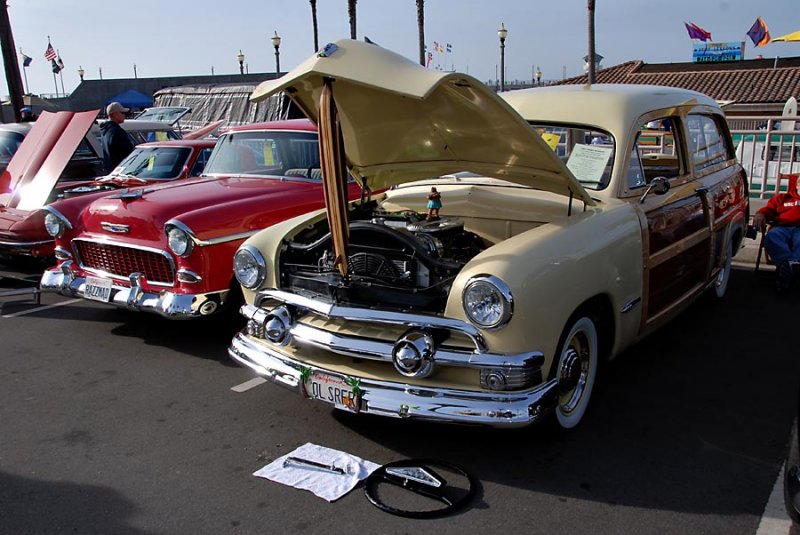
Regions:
[[75, 241, 175, 284]]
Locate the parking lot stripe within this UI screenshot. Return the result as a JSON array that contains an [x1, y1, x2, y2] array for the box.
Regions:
[[1, 298, 82, 319], [230, 377, 267, 392], [755, 464, 793, 535]]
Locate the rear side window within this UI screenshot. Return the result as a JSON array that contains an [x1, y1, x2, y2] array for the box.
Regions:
[[686, 114, 730, 172]]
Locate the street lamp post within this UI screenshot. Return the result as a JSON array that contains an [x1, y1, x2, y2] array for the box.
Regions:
[[497, 23, 507, 92], [271, 31, 281, 75], [237, 50, 245, 75], [77, 65, 84, 81]]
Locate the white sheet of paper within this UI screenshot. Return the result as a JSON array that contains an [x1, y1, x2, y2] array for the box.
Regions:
[[566, 144, 613, 184], [253, 442, 380, 502]]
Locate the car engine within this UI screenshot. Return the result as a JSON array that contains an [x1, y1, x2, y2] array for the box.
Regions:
[[279, 209, 486, 312]]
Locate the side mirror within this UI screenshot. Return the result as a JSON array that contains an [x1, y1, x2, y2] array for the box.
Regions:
[[639, 176, 670, 203]]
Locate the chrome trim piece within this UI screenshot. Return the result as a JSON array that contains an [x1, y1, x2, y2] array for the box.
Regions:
[[196, 229, 260, 247], [461, 274, 514, 330], [54, 246, 72, 260], [40, 268, 229, 319], [100, 222, 130, 233], [621, 297, 641, 314], [228, 332, 558, 427], [0, 238, 52, 250], [165, 219, 198, 243], [240, 303, 542, 370], [176, 269, 202, 283], [253, 290, 489, 352], [72, 238, 176, 287]]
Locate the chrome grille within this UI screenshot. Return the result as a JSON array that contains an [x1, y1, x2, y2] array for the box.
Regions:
[[75, 240, 175, 284]]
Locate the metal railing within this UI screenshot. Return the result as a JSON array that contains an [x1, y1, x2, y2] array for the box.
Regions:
[[727, 115, 800, 199]]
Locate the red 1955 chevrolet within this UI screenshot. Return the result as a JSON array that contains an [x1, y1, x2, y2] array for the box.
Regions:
[[41, 118, 362, 319]]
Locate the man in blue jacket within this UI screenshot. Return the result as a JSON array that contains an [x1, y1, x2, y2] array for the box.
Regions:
[[100, 102, 134, 173]]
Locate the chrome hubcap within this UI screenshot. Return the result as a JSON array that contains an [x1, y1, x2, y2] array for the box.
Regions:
[[558, 333, 590, 414]]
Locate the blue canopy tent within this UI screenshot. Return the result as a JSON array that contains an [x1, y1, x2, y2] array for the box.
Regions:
[[105, 89, 153, 113]]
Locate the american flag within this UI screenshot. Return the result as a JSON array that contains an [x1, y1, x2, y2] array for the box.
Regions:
[[44, 43, 56, 61]]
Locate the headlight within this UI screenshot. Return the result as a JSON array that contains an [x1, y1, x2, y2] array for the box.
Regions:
[[462, 275, 513, 329], [234, 245, 266, 289], [166, 225, 194, 257], [44, 211, 66, 237]]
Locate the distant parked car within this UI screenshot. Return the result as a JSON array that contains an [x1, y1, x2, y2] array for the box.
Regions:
[[41, 119, 361, 319], [0, 111, 213, 263], [227, 40, 748, 430]]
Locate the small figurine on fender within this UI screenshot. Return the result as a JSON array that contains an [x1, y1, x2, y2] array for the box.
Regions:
[[427, 187, 442, 221]]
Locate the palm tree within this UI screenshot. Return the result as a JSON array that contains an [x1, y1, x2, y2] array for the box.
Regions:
[[310, 0, 319, 52], [587, 0, 596, 84], [416, 0, 425, 66], [347, 0, 357, 40]]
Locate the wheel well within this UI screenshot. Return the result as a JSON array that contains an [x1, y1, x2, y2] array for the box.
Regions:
[[573, 294, 615, 362]]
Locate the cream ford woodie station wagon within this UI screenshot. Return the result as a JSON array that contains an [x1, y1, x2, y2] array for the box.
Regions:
[[227, 39, 748, 429]]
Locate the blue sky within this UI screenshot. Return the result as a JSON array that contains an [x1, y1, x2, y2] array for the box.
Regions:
[[3, 0, 800, 98]]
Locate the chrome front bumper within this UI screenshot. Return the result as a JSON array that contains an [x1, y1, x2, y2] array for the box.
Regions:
[[40, 262, 226, 319], [229, 333, 559, 428]]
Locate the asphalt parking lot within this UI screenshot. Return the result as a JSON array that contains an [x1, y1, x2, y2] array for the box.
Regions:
[[0, 266, 797, 534]]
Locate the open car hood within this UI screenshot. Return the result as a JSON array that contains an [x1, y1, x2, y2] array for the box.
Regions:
[[0, 109, 99, 210], [250, 39, 593, 205]]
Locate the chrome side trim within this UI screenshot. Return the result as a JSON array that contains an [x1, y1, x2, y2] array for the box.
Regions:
[[255, 289, 489, 351], [228, 332, 558, 427], [0, 238, 52, 249], [164, 218, 259, 247], [621, 297, 641, 314]]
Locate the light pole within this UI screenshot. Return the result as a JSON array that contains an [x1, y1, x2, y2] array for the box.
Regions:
[[271, 31, 281, 75], [237, 50, 245, 75], [536, 66, 542, 86], [78, 65, 84, 81], [99, 67, 103, 80], [497, 23, 507, 92], [133, 63, 137, 79]]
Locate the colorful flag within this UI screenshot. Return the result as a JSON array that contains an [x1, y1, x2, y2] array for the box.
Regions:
[[50, 59, 61, 74], [57, 54, 64, 70], [684, 22, 711, 42], [446, 43, 452, 53], [747, 17, 771, 47], [20, 52, 32, 67], [426, 51, 432, 67], [44, 43, 56, 61]]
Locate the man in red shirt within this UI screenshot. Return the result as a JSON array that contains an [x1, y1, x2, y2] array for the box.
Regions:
[[753, 173, 800, 291]]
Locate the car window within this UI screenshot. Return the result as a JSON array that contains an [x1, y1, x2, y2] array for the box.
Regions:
[[190, 147, 214, 176], [527, 123, 615, 190], [203, 130, 319, 177], [632, 116, 683, 187], [114, 147, 191, 179], [0, 131, 24, 162], [686, 114, 729, 172]]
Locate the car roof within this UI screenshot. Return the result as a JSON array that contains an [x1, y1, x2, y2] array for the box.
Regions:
[[137, 139, 217, 149], [502, 84, 721, 135], [224, 118, 316, 133]]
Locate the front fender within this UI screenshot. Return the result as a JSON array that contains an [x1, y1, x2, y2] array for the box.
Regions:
[[445, 202, 643, 370]]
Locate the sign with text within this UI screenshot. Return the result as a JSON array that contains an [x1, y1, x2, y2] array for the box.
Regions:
[[692, 41, 745, 63]]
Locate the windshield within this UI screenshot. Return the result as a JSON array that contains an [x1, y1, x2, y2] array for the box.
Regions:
[[112, 146, 191, 179], [127, 129, 181, 144], [528, 122, 615, 191], [0, 130, 24, 164], [135, 107, 190, 123], [203, 130, 319, 177]]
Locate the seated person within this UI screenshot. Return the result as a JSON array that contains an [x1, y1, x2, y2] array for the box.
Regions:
[[753, 173, 800, 291]]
